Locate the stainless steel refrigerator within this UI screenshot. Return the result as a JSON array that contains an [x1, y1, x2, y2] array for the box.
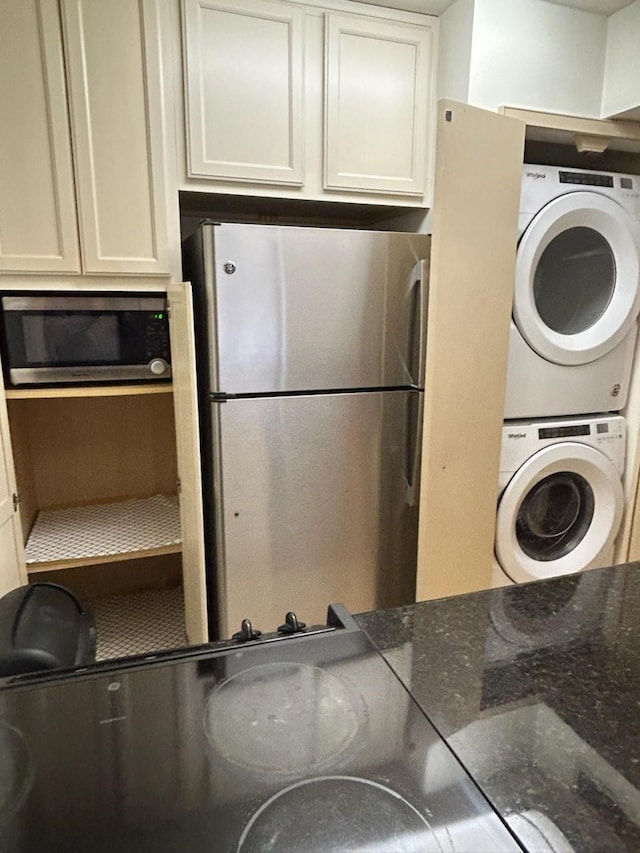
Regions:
[[183, 222, 430, 639]]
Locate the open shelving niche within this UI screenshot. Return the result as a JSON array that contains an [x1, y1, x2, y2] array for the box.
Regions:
[[7, 383, 187, 659], [24, 493, 181, 571]]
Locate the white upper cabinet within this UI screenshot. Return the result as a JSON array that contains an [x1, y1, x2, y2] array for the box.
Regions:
[[601, 0, 640, 120], [0, 0, 80, 273], [0, 0, 170, 277], [324, 12, 434, 197], [61, 0, 170, 275], [183, 0, 305, 185], [180, 0, 438, 205]]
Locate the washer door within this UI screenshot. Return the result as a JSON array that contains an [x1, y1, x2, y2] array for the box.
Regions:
[[495, 442, 623, 583], [515, 192, 640, 365]]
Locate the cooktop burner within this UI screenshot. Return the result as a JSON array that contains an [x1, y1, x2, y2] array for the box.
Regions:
[[0, 605, 521, 852], [238, 775, 444, 852], [204, 661, 367, 774]]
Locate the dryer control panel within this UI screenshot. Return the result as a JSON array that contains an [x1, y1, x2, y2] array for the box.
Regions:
[[520, 164, 640, 219]]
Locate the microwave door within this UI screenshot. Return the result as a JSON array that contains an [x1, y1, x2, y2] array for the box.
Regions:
[[0, 294, 171, 386]]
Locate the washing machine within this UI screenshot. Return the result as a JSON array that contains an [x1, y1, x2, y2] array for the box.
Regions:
[[494, 414, 625, 586], [504, 164, 640, 419]]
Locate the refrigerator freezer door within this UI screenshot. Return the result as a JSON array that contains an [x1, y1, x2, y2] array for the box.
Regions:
[[206, 223, 430, 394], [211, 391, 419, 637]]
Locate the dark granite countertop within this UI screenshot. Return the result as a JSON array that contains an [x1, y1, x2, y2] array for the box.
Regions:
[[357, 563, 640, 853]]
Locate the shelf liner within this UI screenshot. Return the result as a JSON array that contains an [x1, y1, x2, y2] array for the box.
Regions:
[[92, 586, 186, 661], [25, 494, 181, 565]]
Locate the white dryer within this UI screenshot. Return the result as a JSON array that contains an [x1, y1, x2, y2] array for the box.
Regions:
[[504, 165, 640, 419], [494, 415, 625, 585]]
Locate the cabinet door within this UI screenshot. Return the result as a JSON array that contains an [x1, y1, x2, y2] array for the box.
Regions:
[[0, 0, 80, 273], [182, 0, 304, 186], [416, 101, 525, 602], [168, 282, 208, 644], [61, 0, 170, 275], [0, 380, 27, 598], [324, 12, 435, 198]]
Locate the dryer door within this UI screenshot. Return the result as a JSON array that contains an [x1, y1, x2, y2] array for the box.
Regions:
[[515, 192, 640, 365], [495, 442, 623, 583]]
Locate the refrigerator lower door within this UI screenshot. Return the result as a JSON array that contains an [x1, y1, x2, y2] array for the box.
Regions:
[[211, 390, 419, 637]]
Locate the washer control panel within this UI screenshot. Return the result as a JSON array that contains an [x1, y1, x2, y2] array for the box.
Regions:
[[501, 415, 626, 473]]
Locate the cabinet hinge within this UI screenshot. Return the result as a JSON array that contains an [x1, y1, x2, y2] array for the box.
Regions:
[[12, 493, 19, 511], [176, 477, 182, 494]]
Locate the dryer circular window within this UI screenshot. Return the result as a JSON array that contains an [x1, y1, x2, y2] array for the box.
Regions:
[[515, 192, 640, 365], [495, 416, 625, 584]]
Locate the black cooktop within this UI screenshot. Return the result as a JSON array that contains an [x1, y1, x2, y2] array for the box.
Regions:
[[0, 606, 521, 852]]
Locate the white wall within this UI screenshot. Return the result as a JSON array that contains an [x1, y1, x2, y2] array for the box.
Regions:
[[466, 0, 608, 118], [601, 0, 640, 119], [436, 0, 474, 102]]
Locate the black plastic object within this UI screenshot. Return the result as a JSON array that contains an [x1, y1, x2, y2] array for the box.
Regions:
[[277, 611, 307, 635], [0, 583, 96, 676], [232, 618, 261, 643]]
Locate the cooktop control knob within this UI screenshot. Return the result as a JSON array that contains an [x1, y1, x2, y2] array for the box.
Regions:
[[149, 358, 168, 376], [278, 612, 307, 635], [232, 619, 262, 643]]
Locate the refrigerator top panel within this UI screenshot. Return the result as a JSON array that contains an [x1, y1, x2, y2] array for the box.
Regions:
[[200, 223, 430, 395]]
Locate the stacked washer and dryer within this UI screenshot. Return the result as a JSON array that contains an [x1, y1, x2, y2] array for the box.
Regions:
[[486, 167, 639, 851], [493, 164, 640, 588]]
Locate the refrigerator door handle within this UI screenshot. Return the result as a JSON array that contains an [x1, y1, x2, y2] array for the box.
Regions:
[[405, 389, 424, 507], [407, 260, 429, 388]]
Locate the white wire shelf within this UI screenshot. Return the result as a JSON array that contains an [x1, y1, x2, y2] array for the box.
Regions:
[[25, 494, 181, 572], [91, 586, 186, 661]]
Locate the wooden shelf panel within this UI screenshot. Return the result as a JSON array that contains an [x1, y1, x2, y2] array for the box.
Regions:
[[6, 383, 173, 400], [27, 544, 182, 573], [25, 494, 181, 572]]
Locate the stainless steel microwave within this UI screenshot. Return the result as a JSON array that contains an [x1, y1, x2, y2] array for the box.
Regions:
[[0, 293, 171, 387]]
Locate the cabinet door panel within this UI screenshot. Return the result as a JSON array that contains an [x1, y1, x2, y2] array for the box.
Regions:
[[61, 0, 169, 275], [324, 12, 435, 197], [0, 0, 80, 273], [416, 102, 525, 601], [183, 0, 304, 185], [168, 283, 208, 644], [0, 370, 27, 597]]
